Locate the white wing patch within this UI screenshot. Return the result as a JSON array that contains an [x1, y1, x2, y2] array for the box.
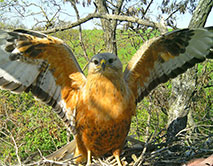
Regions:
[[0, 48, 41, 92], [0, 29, 79, 135]]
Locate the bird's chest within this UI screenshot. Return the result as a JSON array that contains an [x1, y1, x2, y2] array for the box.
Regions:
[[83, 76, 134, 120], [76, 76, 135, 156]]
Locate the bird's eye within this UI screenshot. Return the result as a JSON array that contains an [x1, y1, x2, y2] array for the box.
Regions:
[[93, 60, 99, 65], [108, 58, 114, 64]]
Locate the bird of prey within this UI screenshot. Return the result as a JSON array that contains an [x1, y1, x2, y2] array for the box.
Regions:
[[0, 27, 212, 166]]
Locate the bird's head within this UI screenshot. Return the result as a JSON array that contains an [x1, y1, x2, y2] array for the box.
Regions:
[[88, 53, 123, 76]]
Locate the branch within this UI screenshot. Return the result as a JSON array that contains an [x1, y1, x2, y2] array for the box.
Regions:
[[165, 6, 182, 21], [69, 0, 89, 61], [42, 13, 157, 34], [142, 0, 154, 18]]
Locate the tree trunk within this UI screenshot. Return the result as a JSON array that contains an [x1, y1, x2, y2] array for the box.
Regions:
[[166, 0, 212, 141], [95, 0, 124, 55], [188, 0, 213, 28]]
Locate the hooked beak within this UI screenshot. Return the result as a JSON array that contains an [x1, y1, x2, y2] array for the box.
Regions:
[[100, 59, 106, 71]]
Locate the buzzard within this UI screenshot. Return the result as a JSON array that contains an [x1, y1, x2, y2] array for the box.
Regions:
[[0, 27, 212, 165]]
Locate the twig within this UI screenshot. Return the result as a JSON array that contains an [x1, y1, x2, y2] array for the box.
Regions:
[[25, 148, 76, 166], [82, 61, 90, 71], [133, 133, 153, 166], [69, 0, 90, 61], [10, 131, 22, 165]]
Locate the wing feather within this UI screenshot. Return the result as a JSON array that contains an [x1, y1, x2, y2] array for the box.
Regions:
[[124, 27, 213, 103], [0, 29, 86, 133]]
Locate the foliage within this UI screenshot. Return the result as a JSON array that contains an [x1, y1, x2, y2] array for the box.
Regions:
[[0, 91, 68, 164], [191, 60, 213, 130]]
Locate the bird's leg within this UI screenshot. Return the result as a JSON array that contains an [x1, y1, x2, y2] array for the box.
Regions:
[[86, 150, 91, 166], [113, 149, 122, 166]]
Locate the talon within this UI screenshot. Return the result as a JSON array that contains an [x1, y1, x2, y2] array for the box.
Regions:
[[86, 150, 92, 166]]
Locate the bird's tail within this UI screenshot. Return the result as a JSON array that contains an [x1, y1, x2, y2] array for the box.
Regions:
[[46, 139, 76, 161]]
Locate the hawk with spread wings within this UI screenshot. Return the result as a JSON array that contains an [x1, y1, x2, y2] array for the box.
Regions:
[[0, 27, 212, 165]]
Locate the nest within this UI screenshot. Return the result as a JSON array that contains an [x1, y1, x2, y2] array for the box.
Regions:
[[23, 127, 213, 166]]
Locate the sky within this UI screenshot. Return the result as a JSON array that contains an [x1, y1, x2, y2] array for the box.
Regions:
[[1, 0, 213, 29]]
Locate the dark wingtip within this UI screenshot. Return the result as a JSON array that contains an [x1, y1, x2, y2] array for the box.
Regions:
[[13, 29, 47, 38]]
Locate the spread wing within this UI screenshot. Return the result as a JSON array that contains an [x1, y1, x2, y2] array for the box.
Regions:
[[0, 29, 86, 133], [124, 27, 213, 103]]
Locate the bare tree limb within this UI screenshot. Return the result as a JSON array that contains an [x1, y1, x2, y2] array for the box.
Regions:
[[42, 13, 157, 34]]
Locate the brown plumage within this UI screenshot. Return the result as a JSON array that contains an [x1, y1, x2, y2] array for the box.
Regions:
[[0, 27, 212, 165]]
